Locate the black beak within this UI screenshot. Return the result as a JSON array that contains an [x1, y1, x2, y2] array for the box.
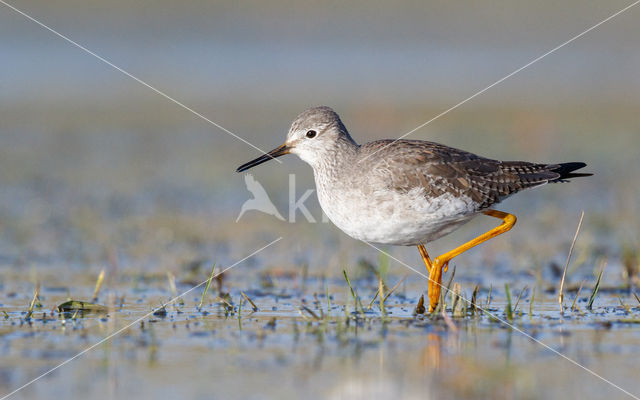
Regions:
[[236, 143, 290, 172]]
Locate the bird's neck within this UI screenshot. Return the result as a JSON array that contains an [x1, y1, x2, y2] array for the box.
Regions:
[[311, 137, 359, 183]]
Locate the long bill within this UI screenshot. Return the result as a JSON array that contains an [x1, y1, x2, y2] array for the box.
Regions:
[[236, 143, 290, 172]]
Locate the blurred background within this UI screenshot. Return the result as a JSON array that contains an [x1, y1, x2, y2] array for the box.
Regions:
[[1, 1, 639, 399], [2, 0, 639, 270]]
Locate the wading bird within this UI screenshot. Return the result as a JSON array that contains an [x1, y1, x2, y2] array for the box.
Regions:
[[237, 107, 590, 311]]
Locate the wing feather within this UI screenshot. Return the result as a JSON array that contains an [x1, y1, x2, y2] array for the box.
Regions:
[[359, 140, 564, 210]]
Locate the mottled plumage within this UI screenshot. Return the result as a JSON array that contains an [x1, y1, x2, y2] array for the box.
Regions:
[[362, 139, 589, 210]]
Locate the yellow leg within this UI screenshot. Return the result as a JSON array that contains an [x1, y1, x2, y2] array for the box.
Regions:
[[417, 244, 448, 311], [422, 209, 517, 312], [417, 244, 432, 273]]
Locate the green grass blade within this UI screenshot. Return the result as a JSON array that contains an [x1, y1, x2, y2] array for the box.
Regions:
[[198, 263, 216, 310], [505, 283, 513, 321], [587, 262, 606, 310]]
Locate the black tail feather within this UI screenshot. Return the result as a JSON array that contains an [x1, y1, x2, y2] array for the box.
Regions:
[[551, 162, 592, 181]]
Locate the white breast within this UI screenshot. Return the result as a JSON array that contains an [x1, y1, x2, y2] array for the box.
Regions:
[[316, 178, 478, 246]]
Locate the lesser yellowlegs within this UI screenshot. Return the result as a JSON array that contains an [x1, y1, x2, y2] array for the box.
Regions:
[[236, 106, 591, 311]]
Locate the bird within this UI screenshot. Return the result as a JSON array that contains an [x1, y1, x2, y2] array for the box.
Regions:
[[236, 106, 591, 312], [236, 174, 285, 222]]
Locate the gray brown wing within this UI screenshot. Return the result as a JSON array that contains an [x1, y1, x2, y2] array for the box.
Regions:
[[361, 140, 569, 210]]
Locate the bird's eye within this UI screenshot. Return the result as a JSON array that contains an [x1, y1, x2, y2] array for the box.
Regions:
[[306, 130, 317, 138]]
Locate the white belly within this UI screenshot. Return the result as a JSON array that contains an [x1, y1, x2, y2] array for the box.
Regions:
[[317, 184, 478, 246]]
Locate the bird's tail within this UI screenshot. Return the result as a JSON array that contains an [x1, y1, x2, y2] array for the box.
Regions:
[[550, 162, 592, 182]]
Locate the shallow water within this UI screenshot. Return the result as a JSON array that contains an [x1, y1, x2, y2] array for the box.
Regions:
[[2, 256, 640, 400]]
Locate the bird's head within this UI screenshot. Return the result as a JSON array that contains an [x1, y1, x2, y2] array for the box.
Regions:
[[236, 106, 355, 172]]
